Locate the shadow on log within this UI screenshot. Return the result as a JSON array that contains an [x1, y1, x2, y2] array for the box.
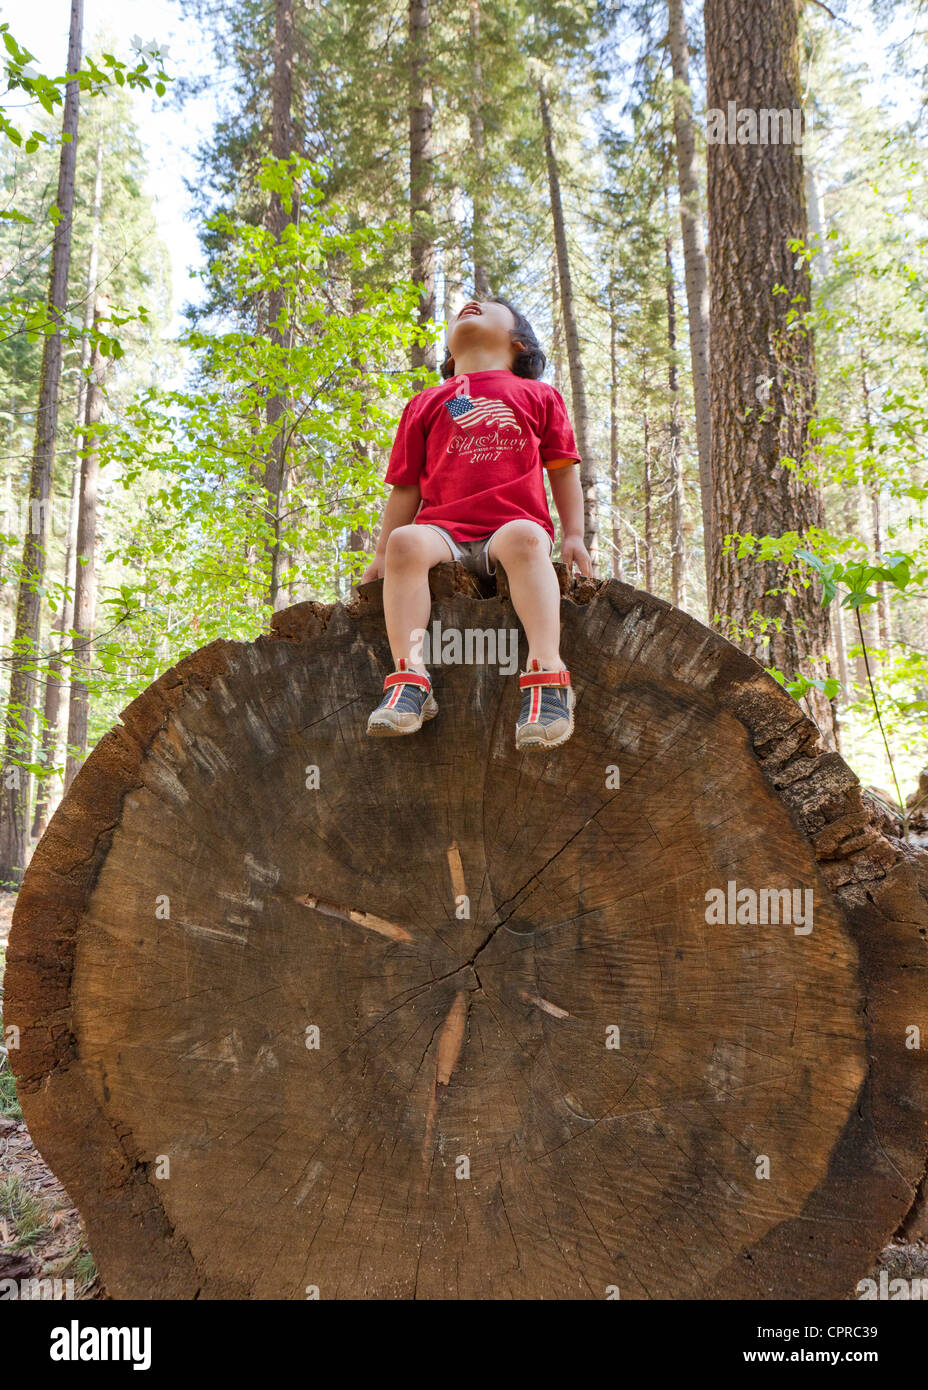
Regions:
[[6, 567, 928, 1299]]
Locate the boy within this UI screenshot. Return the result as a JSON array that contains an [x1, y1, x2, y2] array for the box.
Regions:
[[360, 295, 592, 748]]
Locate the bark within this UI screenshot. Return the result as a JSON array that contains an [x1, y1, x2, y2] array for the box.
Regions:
[[8, 569, 927, 1298], [468, 0, 491, 297], [409, 0, 436, 375], [805, 161, 829, 275], [538, 74, 597, 561], [0, 0, 83, 885], [667, 0, 712, 588], [705, 0, 833, 740], [665, 230, 686, 609], [444, 185, 465, 318], [643, 403, 653, 594], [345, 303, 371, 587], [831, 597, 850, 697], [609, 277, 623, 581], [64, 297, 107, 792], [32, 125, 104, 839], [265, 0, 295, 610], [550, 262, 563, 395], [854, 318, 891, 651]]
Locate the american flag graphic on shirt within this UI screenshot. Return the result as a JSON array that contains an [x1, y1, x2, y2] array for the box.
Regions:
[[445, 393, 521, 431]]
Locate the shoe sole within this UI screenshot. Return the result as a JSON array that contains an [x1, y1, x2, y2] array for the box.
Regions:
[[367, 702, 439, 738]]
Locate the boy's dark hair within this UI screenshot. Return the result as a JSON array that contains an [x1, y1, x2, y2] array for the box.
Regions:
[[439, 295, 547, 380]]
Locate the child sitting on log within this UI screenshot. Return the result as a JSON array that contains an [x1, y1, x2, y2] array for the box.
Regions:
[[360, 295, 591, 748]]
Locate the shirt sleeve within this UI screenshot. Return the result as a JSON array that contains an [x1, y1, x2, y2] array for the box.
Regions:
[[539, 387, 581, 467], [384, 396, 427, 487]]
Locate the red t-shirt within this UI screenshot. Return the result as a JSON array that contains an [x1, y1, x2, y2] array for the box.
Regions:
[[384, 369, 581, 542]]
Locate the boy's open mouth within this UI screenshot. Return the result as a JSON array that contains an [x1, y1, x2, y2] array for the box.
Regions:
[[458, 303, 482, 320]]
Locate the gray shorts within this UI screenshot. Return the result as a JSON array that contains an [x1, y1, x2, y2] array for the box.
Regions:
[[420, 523, 554, 580]]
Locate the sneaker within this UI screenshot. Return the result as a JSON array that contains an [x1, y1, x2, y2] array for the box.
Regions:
[[515, 660, 575, 749], [367, 658, 438, 737]]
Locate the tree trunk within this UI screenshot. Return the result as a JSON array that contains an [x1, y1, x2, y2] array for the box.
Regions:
[[0, 0, 83, 885], [705, 0, 833, 741], [32, 124, 105, 840], [537, 74, 597, 563], [667, 0, 712, 589], [665, 231, 686, 609], [643, 404, 653, 594], [550, 262, 563, 395], [265, 0, 295, 611], [468, 0, 491, 297], [831, 598, 850, 699], [855, 329, 891, 652], [8, 567, 927, 1298], [609, 277, 623, 581], [409, 0, 436, 376], [64, 297, 107, 792]]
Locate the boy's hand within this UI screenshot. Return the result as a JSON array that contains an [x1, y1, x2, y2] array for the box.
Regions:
[[562, 534, 593, 577], [359, 555, 385, 584]]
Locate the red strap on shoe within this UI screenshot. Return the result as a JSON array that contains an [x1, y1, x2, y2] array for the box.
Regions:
[[519, 668, 571, 689], [383, 669, 431, 692]]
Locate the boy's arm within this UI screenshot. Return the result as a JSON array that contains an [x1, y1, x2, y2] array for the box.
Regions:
[[359, 485, 421, 583], [547, 462, 593, 576]]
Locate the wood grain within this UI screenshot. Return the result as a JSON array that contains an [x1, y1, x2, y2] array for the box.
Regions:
[[6, 567, 927, 1299]]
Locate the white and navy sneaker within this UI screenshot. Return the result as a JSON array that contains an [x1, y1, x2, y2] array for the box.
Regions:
[[367, 658, 438, 737], [515, 660, 575, 749]]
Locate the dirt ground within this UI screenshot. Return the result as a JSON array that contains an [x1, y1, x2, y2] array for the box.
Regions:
[[0, 889, 100, 1299]]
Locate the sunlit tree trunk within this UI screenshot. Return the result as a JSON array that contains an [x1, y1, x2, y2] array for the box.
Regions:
[[538, 73, 597, 562], [468, 0, 491, 297], [705, 0, 833, 740], [665, 231, 686, 608], [64, 296, 108, 792], [0, 0, 83, 883], [265, 0, 296, 610], [409, 0, 436, 376], [667, 0, 712, 587], [33, 123, 104, 838], [609, 275, 623, 581]]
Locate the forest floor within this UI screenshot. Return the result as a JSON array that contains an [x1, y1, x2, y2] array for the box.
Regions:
[[0, 889, 100, 1299]]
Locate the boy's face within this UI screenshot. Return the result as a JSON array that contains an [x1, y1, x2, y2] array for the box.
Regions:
[[447, 298, 524, 366]]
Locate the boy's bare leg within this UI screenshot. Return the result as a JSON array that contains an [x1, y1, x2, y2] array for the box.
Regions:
[[383, 524, 454, 674], [488, 520, 565, 670]]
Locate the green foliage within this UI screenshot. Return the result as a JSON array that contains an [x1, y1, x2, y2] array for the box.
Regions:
[[78, 155, 433, 722], [1, 22, 170, 156]]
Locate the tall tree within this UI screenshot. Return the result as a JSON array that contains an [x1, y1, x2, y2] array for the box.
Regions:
[[64, 295, 108, 792], [608, 271, 623, 581], [665, 218, 686, 607], [667, 0, 712, 585], [468, 0, 492, 297], [409, 0, 436, 377], [0, 0, 83, 883], [537, 71, 598, 561], [31, 121, 105, 838], [265, 0, 296, 609], [705, 0, 833, 737]]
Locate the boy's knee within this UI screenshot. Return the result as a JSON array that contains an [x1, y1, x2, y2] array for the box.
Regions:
[[385, 525, 427, 565], [495, 521, 545, 559]]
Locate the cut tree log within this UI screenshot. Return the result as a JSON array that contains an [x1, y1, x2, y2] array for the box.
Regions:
[[6, 568, 928, 1299]]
